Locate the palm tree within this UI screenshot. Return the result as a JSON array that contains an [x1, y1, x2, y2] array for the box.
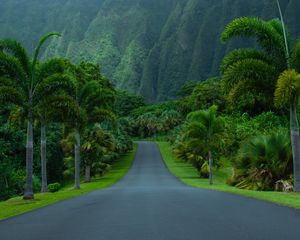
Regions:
[[274, 0, 300, 192], [0, 33, 61, 199], [82, 124, 115, 182], [186, 106, 224, 184], [221, 12, 300, 192], [67, 62, 116, 189], [220, 17, 286, 113], [275, 70, 300, 191], [33, 58, 76, 192]]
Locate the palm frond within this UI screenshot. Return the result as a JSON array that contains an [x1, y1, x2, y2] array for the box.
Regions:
[[0, 76, 15, 86], [0, 39, 31, 75], [33, 73, 75, 100], [36, 58, 66, 81], [221, 59, 277, 94], [36, 95, 82, 123], [221, 17, 286, 63], [0, 86, 25, 106], [0, 52, 28, 91], [184, 122, 206, 139], [90, 108, 117, 125], [77, 80, 100, 104], [32, 32, 61, 69], [274, 69, 300, 107], [221, 48, 271, 74]]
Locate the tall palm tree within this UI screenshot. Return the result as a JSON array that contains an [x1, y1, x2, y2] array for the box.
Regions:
[[220, 17, 286, 113], [67, 62, 116, 189], [221, 13, 300, 192], [0, 33, 61, 199], [35, 59, 77, 192], [274, 0, 300, 192], [275, 70, 300, 191], [186, 106, 224, 184]]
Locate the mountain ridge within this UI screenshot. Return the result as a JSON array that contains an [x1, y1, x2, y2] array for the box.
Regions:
[[0, 0, 299, 101]]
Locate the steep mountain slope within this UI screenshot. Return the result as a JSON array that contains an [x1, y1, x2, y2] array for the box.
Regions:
[[0, 0, 299, 101]]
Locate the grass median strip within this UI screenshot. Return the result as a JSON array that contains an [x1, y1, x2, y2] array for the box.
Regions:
[[157, 141, 300, 209], [0, 144, 137, 221]]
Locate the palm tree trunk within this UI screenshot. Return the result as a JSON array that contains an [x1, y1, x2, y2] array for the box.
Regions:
[[74, 131, 81, 189], [290, 101, 300, 192], [85, 164, 91, 182], [40, 122, 48, 192], [276, 0, 299, 192], [24, 119, 34, 199], [208, 150, 213, 185]]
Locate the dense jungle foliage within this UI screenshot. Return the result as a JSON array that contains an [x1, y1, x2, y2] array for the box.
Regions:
[[1, 1, 300, 202], [115, 14, 300, 193]]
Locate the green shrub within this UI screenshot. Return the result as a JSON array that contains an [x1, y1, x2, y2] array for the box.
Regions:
[[232, 131, 293, 191], [221, 112, 288, 157], [48, 183, 61, 193]]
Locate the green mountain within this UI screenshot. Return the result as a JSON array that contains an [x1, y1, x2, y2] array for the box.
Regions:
[[0, 0, 299, 101]]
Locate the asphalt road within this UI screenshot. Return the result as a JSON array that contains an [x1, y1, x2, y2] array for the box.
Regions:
[[1, 142, 300, 240]]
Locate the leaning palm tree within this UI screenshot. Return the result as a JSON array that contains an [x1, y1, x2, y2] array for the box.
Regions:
[[185, 106, 224, 185], [0, 33, 61, 199], [221, 13, 300, 192]]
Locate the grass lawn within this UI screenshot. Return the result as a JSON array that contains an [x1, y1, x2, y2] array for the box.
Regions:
[[0, 144, 137, 221], [158, 141, 300, 209]]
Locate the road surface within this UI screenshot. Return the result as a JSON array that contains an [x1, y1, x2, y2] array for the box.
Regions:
[[1, 142, 300, 240]]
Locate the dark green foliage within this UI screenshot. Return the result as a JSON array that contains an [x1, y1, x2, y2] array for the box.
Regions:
[[44, 124, 65, 184], [48, 182, 61, 193], [0, 114, 25, 200], [222, 112, 288, 157], [115, 91, 145, 117], [192, 77, 225, 111], [127, 102, 183, 138], [176, 81, 197, 98]]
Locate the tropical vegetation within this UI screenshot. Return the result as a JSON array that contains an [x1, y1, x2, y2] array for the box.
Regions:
[[0, 34, 133, 201], [1, 0, 300, 102], [1, 0, 300, 213]]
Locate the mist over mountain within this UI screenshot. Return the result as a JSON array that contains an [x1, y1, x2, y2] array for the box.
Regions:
[[0, 0, 299, 101]]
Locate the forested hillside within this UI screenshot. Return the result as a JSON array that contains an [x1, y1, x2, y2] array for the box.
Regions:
[[0, 0, 299, 101]]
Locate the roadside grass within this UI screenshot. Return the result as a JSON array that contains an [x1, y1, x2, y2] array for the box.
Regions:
[[158, 141, 300, 209], [0, 144, 137, 221]]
